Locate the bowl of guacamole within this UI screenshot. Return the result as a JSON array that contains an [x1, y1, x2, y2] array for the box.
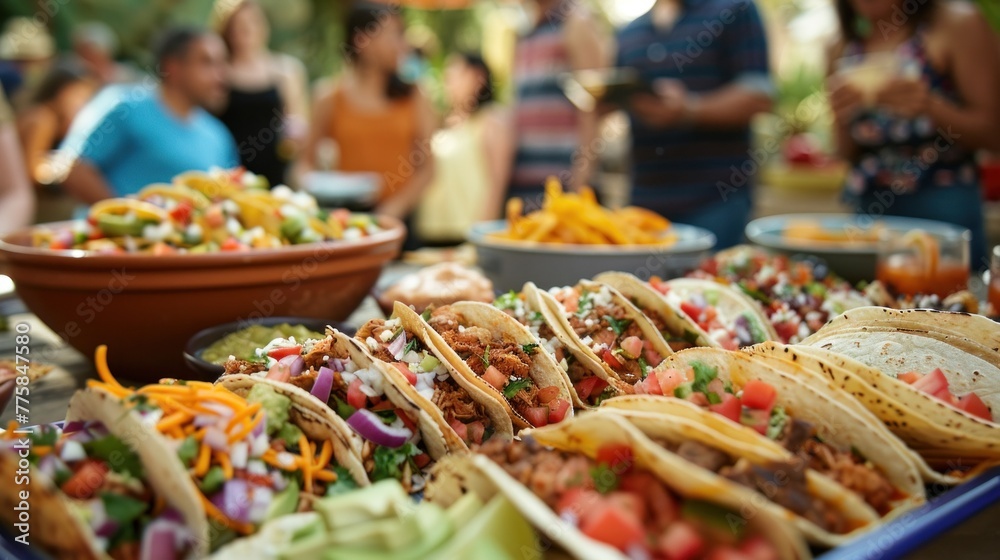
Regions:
[[184, 317, 352, 376]]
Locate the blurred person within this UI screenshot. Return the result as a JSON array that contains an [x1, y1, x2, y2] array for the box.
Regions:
[[615, 0, 773, 249], [0, 17, 56, 107], [414, 53, 513, 245], [16, 62, 97, 221], [212, 0, 309, 187], [828, 0, 1000, 267], [71, 21, 139, 85], [60, 27, 238, 202], [509, 0, 611, 204], [297, 4, 435, 222], [0, 87, 34, 235]]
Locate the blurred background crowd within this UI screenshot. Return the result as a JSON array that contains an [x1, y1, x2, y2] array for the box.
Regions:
[[0, 0, 998, 264]]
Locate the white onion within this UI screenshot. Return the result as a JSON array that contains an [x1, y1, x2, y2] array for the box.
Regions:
[[340, 372, 358, 386], [402, 351, 422, 364], [418, 388, 435, 401], [249, 487, 274, 524], [250, 434, 269, 457], [230, 442, 248, 470], [59, 440, 86, 463], [247, 460, 268, 476], [204, 427, 228, 452]]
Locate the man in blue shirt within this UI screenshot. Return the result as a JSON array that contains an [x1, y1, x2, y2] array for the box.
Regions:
[[617, 0, 773, 248], [60, 27, 237, 201]]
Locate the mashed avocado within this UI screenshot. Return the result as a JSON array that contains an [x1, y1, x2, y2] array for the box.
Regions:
[[246, 384, 292, 439], [202, 323, 324, 365]]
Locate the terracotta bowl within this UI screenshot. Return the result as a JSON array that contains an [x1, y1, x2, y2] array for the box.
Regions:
[[0, 217, 404, 382]]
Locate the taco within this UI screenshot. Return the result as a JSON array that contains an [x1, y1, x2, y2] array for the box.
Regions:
[[86, 347, 368, 552], [494, 283, 623, 408], [538, 280, 673, 387], [599, 408, 880, 546], [1, 391, 208, 560], [425, 413, 810, 560], [222, 330, 462, 494], [746, 342, 1000, 480], [413, 302, 575, 429], [597, 273, 776, 351], [357, 304, 516, 448], [605, 348, 926, 517]]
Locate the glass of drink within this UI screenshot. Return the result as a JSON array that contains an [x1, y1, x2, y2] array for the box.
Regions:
[[989, 245, 1000, 316], [876, 228, 970, 298]]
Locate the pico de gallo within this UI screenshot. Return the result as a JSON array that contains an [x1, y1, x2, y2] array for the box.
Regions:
[[637, 361, 903, 514], [2, 422, 197, 560], [357, 317, 499, 448], [647, 278, 770, 350], [494, 290, 616, 407], [898, 369, 993, 422], [33, 168, 381, 254], [477, 438, 781, 560], [425, 306, 572, 428], [548, 284, 664, 386], [88, 346, 366, 551]]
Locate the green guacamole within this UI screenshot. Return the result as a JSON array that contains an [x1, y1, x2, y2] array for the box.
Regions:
[[201, 323, 324, 365]]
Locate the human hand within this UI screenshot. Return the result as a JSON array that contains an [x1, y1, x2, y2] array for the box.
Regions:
[[875, 77, 930, 119], [629, 78, 689, 128], [827, 76, 865, 124]]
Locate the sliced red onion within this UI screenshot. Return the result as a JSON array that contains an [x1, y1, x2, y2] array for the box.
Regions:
[[346, 409, 412, 448], [59, 440, 86, 463], [159, 508, 184, 524], [248, 486, 274, 524], [249, 432, 269, 458], [220, 479, 252, 523], [201, 402, 234, 418], [230, 442, 248, 470], [63, 420, 86, 433], [327, 358, 345, 372], [311, 367, 334, 403], [38, 454, 59, 480], [95, 518, 119, 539], [90, 499, 119, 539], [270, 471, 287, 491], [203, 427, 228, 452], [65, 429, 94, 444], [251, 410, 267, 438], [387, 331, 407, 360], [139, 519, 179, 560], [282, 355, 305, 377], [193, 414, 220, 428]]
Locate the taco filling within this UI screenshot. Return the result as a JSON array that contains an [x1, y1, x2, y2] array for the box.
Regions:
[[647, 279, 768, 350], [3, 423, 196, 560], [897, 369, 993, 421], [494, 291, 614, 406], [477, 438, 780, 559], [358, 318, 498, 447], [426, 306, 572, 427], [549, 284, 663, 385], [638, 362, 900, 515]]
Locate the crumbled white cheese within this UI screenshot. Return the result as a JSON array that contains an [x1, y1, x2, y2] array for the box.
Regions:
[[365, 336, 380, 351], [379, 329, 395, 342]]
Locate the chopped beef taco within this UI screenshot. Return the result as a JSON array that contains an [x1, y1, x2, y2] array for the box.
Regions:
[[746, 343, 1000, 481], [86, 346, 368, 552], [596, 272, 775, 351], [425, 413, 810, 560], [539, 280, 673, 387], [605, 348, 926, 517], [494, 283, 623, 408], [599, 408, 880, 546], [1, 390, 207, 560], [413, 302, 575, 429], [359, 303, 515, 448]]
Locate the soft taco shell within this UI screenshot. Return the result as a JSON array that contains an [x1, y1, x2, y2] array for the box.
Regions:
[[602, 408, 880, 546], [214, 374, 369, 487], [593, 272, 714, 347], [662, 278, 779, 341], [410, 301, 574, 430], [394, 302, 516, 440]]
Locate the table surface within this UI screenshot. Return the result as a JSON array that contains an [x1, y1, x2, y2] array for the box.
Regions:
[[2, 264, 999, 560]]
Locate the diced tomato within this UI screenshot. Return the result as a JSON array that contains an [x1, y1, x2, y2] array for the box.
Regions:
[[331, 209, 351, 229], [561, 293, 580, 313], [396, 408, 418, 432], [265, 364, 290, 382], [151, 242, 176, 255], [557, 487, 605, 521], [703, 306, 718, 324], [448, 418, 469, 443], [606, 491, 647, 524], [48, 238, 70, 250], [620, 336, 644, 359], [466, 421, 486, 445], [643, 340, 663, 368], [687, 392, 710, 407], [537, 386, 561, 404], [707, 378, 726, 397], [412, 453, 432, 469], [596, 443, 634, 473], [548, 398, 571, 424], [898, 371, 923, 385], [637, 375, 662, 395], [220, 237, 247, 251], [649, 276, 670, 295], [740, 408, 771, 435], [680, 301, 703, 321], [720, 336, 740, 351], [709, 393, 742, 423], [739, 536, 779, 560], [205, 205, 226, 228], [346, 378, 368, 409], [482, 365, 508, 391], [707, 547, 752, 560], [267, 346, 302, 360], [60, 460, 109, 500], [773, 321, 799, 343], [602, 349, 623, 370], [169, 201, 193, 224], [523, 406, 550, 427], [574, 376, 606, 400], [741, 380, 777, 410], [620, 472, 678, 528], [369, 399, 395, 412], [657, 521, 705, 560], [955, 393, 993, 421], [580, 502, 646, 552], [392, 362, 418, 385], [655, 368, 686, 395], [911, 368, 950, 399]]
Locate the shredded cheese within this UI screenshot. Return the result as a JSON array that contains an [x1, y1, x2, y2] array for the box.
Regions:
[[194, 442, 211, 477]]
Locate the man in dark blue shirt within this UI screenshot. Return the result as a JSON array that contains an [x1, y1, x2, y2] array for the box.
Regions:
[[617, 0, 773, 248]]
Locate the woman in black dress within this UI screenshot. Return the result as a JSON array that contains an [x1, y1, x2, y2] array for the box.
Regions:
[[212, 0, 308, 187]]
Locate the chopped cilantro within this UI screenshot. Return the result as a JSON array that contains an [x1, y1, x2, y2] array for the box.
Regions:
[[420, 309, 432, 321], [766, 406, 787, 440], [521, 343, 539, 354], [494, 291, 520, 310], [29, 427, 58, 448], [530, 311, 545, 322], [576, 292, 594, 316], [480, 345, 490, 368], [806, 282, 827, 298], [84, 436, 144, 479], [375, 410, 398, 425], [332, 395, 356, 420], [125, 394, 159, 413], [690, 361, 719, 395], [673, 383, 693, 399], [372, 443, 419, 482], [402, 337, 420, 355], [199, 466, 226, 494], [638, 357, 650, 379], [389, 327, 404, 341], [594, 386, 617, 405], [737, 282, 771, 305], [603, 315, 632, 337], [176, 436, 199, 465], [503, 378, 534, 399], [706, 392, 723, 405], [741, 312, 768, 344], [590, 464, 619, 494], [326, 466, 360, 497], [683, 330, 701, 344], [101, 492, 147, 527]]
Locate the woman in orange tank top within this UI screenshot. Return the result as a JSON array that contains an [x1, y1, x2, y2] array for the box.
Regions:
[[296, 4, 435, 220]]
